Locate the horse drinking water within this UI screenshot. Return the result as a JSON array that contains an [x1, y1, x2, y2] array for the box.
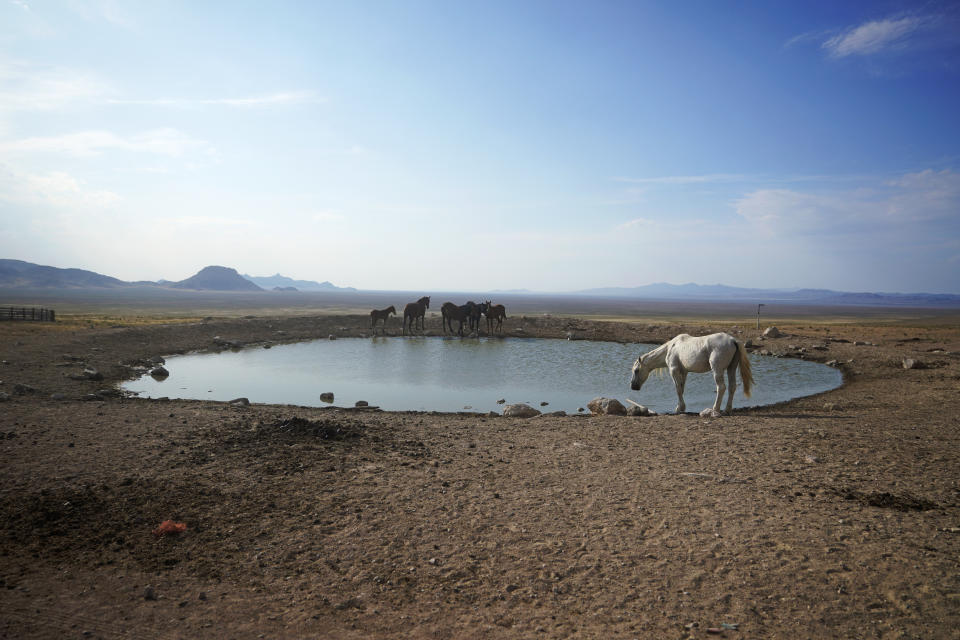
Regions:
[[402, 296, 430, 335], [630, 332, 753, 415]]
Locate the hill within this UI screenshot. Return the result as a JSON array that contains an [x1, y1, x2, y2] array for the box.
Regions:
[[577, 282, 960, 307], [0, 259, 134, 289], [168, 266, 264, 291], [242, 273, 356, 292]]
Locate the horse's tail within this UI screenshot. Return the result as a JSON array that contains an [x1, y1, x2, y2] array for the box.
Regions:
[[736, 340, 753, 398]]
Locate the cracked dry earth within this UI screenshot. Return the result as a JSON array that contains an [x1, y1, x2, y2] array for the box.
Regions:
[[1, 314, 959, 639]]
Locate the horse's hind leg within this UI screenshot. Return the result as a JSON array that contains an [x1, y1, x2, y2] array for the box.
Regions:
[[725, 364, 737, 413], [712, 367, 726, 413]]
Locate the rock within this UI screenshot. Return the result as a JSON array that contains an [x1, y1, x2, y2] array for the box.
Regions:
[[902, 358, 925, 370], [149, 366, 169, 378], [626, 403, 656, 417], [147, 356, 166, 365], [82, 367, 103, 381], [328, 335, 337, 340], [228, 397, 250, 406], [825, 360, 840, 367], [319, 392, 334, 403], [804, 454, 821, 464], [496, 398, 506, 404], [0, 392, 10, 402], [699, 408, 722, 418], [502, 403, 541, 418], [763, 326, 783, 338], [587, 397, 627, 416], [355, 400, 368, 407], [540, 401, 549, 406], [487, 411, 499, 418], [50, 393, 67, 401], [543, 410, 567, 417], [144, 585, 156, 601], [12, 383, 37, 395]]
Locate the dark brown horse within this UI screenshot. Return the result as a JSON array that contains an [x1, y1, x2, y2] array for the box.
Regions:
[[484, 300, 506, 334], [403, 296, 430, 335], [370, 305, 396, 335], [441, 302, 472, 336], [466, 301, 487, 333]]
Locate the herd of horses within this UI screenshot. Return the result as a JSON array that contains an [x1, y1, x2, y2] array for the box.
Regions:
[[369, 296, 507, 336]]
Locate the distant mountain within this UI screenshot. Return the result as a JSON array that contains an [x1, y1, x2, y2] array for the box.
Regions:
[[169, 266, 264, 291], [577, 282, 960, 307], [0, 259, 134, 289], [242, 273, 356, 292]]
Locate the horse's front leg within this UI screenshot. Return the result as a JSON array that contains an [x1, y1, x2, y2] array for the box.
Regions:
[[671, 367, 687, 413]]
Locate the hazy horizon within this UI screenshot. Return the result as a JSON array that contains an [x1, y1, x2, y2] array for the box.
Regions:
[[1, 2, 959, 293]]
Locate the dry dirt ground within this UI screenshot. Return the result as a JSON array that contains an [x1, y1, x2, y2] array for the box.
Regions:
[[1, 313, 959, 639]]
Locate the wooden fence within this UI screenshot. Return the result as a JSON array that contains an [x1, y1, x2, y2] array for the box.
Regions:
[[0, 306, 56, 322]]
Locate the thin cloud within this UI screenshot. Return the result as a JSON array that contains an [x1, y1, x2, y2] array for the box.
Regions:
[[0, 162, 121, 208], [0, 128, 209, 157], [612, 173, 748, 185], [823, 16, 925, 58], [106, 91, 325, 108], [0, 60, 108, 111], [734, 169, 960, 236]]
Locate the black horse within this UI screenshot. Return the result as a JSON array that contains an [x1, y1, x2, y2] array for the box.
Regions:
[[441, 301, 472, 336], [465, 301, 488, 333]]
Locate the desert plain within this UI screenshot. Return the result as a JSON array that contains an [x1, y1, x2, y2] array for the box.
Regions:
[[1, 298, 959, 639]]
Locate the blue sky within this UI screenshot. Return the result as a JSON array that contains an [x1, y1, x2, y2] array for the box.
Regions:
[[1, 1, 959, 293]]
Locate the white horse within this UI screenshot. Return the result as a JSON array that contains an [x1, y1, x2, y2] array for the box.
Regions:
[[630, 332, 753, 415]]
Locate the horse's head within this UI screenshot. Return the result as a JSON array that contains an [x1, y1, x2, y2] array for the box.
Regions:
[[388, 305, 396, 315], [423, 296, 430, 308], [630, 354, 651, 391]]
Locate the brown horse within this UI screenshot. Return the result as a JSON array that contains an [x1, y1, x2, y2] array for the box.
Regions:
[[370, 305, 396, 335], [441, 302, 472, 336], [403, 296, 430, 335], [484, 300, 506, 334]]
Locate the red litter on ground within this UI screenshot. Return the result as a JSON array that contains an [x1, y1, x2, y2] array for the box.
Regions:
[[153, 520, 187, 537]]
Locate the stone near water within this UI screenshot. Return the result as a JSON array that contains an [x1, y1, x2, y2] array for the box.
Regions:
[[626, 403, 656, 417], [355, 400, 369, 407], [502, 403, 541, 418], [0, 392, 10, 402], [319, 392, 334, 402], [150, 366, 169, 378], [587, 397, 627, 416], [228, 397, 250, 406], [763, 326, 783, 338]]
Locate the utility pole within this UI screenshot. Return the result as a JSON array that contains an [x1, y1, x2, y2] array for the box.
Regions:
[[756, 303, 766, 330]]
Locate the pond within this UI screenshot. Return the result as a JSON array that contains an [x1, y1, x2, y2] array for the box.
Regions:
[[123, 337, 843, 414]]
